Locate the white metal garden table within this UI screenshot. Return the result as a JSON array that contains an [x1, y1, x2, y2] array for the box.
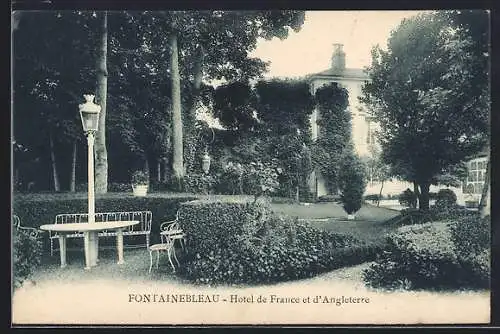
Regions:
[[40, 221, 139, 270]]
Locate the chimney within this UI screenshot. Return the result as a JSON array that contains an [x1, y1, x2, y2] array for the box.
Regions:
[[331, 43, 346, 72]]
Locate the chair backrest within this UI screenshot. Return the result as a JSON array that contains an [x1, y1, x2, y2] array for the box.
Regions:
[[12, 215, 21, 229], [12, 214, 40, 239], [55, 211, 153, 232]]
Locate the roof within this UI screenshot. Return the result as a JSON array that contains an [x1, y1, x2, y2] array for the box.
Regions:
[[307, 67, 369, 81]]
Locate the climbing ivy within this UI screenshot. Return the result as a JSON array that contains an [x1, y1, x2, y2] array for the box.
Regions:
[[311, 83, 351, 194]]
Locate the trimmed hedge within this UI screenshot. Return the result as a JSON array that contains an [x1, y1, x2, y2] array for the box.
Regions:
[[397, 206, 477, 226], [363, 214, 490, 291], [13, 195, 197, 246], [177, 198, 378, 285]]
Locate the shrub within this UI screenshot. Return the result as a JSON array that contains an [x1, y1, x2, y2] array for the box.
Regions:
[[243, 160, 281, 202], [13, 227, 43, 289], [364, 194, 381, 202], [449, 215, 490, 287], [177, 199, 374, 285], [216, 162, 244, 195], [434, 189, 457, 208], [317, 194, 341, 203], [363, 215, 490, 291], [338, 153, 367, 215], [184, 173, 216, 194], [131, 170, 149, 186], [399, 188, 417, 208]]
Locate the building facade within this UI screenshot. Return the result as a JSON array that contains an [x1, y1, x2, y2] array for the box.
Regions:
[[306, 44, 373, 197]]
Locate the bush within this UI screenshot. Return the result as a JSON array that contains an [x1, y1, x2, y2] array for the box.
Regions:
[[243, 160, 281, 201], [184, 173, 216, 194], [131, 170, 149, 186], [363, 215, 490, 291], [399, 188, 417, 208], [216, 162, 244, 195], [364, 194, 381, 202], [317, 194, 341, 203], [177, 199, 374, 285], [434, 189, 457, 208], [449, 215, 490, 287], [13, 227, 43, 289], [338, 153, 367, 215]]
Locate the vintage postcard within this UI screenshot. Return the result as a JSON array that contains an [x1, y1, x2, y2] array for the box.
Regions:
[[11, 9, 491, 326]]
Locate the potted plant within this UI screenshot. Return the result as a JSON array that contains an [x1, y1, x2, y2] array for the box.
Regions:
[[131, 170, 149, 197]]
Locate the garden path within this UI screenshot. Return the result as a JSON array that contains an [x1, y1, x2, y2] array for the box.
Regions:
[[13, 258, 489, 325]]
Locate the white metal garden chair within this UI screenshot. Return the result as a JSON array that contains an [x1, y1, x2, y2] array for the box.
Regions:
[[148, 231, 178, 273], [13, 215, 42, 239], [159, 211, 187, 255]]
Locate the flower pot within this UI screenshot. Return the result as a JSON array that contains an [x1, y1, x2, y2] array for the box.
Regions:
[[132, 184, 148, 197]]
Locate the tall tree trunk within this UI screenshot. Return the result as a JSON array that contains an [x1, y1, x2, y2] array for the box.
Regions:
[[144, 158, 149, 176], [156, 159, 161, 185], [49, 132, 60, 192], [162, 158, 169, 183], [479, 156, 490, 218], [412, 181, 420, 209], [94, 11, 108, 194], [184, 45, 205, 174], [70, 140, 77, 192], [169, 33, 184, 190], [377, 179, 385, 207], [418, 181, 430, 210]]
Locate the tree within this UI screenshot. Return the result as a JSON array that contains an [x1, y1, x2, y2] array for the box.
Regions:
[[360, 12, 489, 210], [338, 144, 367, 218], [148, 11, 305, 190], [94, 11, 109, 193], [363, 144, 391, 206]]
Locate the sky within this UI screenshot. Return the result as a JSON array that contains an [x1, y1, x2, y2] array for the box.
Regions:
[[201, 10, 431, 127], [249, 10, 430, 78]]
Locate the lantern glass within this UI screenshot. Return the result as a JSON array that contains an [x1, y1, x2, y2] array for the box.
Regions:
[[202, 152, 211, 174], [78, 94, 101, 133], [79, 110, 100, 132]]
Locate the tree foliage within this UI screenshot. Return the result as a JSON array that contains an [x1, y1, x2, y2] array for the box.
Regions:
[[360, 11, 489, 209]]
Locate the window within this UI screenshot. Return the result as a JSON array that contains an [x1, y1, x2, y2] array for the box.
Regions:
[[464, 157, 488, 197]]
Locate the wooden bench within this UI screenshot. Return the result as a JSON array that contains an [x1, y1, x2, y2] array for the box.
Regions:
[[49, 211, 152, 256]]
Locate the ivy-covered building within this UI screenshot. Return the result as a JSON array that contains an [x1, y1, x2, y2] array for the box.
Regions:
[[304, 43, 488, 208], [305, 43, 373, 197]]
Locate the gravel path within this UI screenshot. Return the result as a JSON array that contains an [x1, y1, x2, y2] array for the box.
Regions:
[[12, 261, 489, 325]]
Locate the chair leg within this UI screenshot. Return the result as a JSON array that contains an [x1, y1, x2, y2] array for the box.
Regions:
[[148, 250, 153, 274], [182, 239, 187, 254], [50, 239, 54, 257], [156, 250, 160, 269], [167, 248, 176, 273], [172, 247, 180, 267]]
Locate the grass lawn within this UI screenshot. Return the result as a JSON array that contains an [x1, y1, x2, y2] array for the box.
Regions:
[[270, 201, 400, 247], [270, 201, 399, 221]]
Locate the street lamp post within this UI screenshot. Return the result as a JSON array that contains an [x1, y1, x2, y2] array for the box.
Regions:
[[78, 94, 101, 269]]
